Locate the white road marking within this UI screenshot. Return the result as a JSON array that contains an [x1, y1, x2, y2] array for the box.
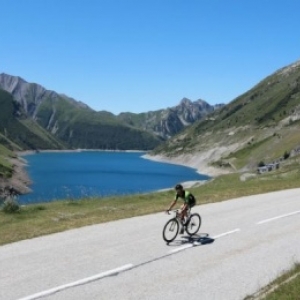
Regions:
[[211, 228, 241, 239], [168, 229, 241, 249], [17, 264, 134, 300], [192, 229, 240, 245], [169, 244, 194, 253], [257, 210, 300, 225]]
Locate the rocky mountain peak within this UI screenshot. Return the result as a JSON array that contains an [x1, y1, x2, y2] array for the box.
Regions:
[[0, 73, 90, 116], [179, 97, 193, 106]]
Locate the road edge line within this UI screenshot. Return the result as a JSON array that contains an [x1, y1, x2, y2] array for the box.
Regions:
[[17, 264, 134, 300], [257, 210, 300, 225]]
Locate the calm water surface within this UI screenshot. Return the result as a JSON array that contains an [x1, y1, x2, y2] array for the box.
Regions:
[[20, 151, 210, 204]]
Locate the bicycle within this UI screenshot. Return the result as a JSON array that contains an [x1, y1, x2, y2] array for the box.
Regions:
[[162, 209, 201, 243]]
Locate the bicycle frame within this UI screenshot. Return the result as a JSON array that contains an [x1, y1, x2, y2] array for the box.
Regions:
[[163, 209, 201, 243]]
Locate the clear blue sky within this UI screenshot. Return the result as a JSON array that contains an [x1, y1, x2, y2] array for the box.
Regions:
[[1, 0, 299, 114]]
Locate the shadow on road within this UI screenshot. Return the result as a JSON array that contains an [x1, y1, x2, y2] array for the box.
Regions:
[[166, 233, 215, 247]]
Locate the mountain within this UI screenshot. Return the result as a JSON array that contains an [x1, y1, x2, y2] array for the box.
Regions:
[[0, 89, 66, 151], [117, 98, 221, 139], [0, 73, 162, 151], [0, 74, 91, 116], [151, 59, 300, 173], [0, 73, 220, 149]]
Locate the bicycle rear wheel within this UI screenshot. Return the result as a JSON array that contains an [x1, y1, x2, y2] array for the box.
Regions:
[[185, 213, 201, 235], [162, 218, 180, 243]]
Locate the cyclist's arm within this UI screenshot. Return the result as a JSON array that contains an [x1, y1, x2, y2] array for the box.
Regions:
[[167, 199, 177, 211], [180, 202, 188, 211]]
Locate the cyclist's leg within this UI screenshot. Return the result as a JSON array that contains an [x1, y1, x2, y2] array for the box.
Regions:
[[183, 203, 190, 219], [186, 201, 195, 221], [187, 206, 191, 218], [181, 205, 191, 226]]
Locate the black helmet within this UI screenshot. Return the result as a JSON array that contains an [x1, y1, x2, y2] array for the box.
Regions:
[[175, 184, 183, 190]]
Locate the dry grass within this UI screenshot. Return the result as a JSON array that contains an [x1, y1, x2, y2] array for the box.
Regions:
[[245, 264, 300, 300]]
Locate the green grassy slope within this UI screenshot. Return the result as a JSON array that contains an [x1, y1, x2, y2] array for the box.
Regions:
[[35, 97, 162, 150], [0, 89, 66, 151], [152, 60, 300, 172]]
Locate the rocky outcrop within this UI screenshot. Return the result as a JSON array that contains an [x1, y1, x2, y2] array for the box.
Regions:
[[0, 73, 90, 119], [119, 98, 223, 139], [157, 98, 215, 138], [0, 156, 32, 197]]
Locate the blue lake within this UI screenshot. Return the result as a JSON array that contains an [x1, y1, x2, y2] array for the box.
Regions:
[[20, 151, 210, 204]]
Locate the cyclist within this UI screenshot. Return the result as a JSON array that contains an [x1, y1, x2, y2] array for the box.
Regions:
[[166, 184, 196, 233]]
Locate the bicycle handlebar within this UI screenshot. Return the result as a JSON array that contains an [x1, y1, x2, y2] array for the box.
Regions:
[[165, 209, 180, 215]]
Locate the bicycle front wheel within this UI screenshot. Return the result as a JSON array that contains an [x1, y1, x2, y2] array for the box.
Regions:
[[162, 218, 180, 243], [185, 213, 201, 235]]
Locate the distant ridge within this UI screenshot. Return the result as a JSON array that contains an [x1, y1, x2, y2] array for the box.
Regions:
[[0, 73, 221, 148]]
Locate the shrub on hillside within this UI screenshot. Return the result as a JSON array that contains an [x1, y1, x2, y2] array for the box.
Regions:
[[283, 151, 290, 160], [2, 197, 20, 213]]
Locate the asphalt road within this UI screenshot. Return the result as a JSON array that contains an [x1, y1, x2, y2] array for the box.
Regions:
[[1, 188, 300, 300]]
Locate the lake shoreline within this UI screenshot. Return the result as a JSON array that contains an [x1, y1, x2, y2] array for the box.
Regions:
[[142, 153, 231, 177], [18, 149, 146, 156], [2, 149, 229, 199]]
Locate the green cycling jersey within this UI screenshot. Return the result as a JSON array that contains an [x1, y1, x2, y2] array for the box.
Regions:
[[175, 190, 196, 206]]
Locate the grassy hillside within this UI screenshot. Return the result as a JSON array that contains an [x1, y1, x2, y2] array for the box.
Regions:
[[34, 94, 162, 150], [0, 74, 164, 151], [152, 60, 300, 173], [0, 89, 66, 151], [0, 144, 15, 178]]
